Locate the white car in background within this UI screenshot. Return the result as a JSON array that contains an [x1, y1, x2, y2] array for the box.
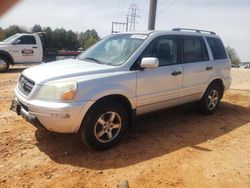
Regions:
[[11, 28, 231, 150]]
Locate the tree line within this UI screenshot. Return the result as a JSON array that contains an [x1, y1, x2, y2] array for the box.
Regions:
[[0, 24, 100, 51]]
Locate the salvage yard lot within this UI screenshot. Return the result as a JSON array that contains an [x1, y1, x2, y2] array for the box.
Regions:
[[0, 67, 250, 188]]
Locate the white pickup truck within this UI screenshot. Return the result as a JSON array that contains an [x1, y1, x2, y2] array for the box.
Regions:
[[0, 33, 45, 72]]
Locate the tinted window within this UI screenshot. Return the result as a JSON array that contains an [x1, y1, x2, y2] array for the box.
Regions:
[[181, 36, 208, 63], [142, 36, 177, 66], [17, 36, 36, 45], [206, 37, 227, 60]]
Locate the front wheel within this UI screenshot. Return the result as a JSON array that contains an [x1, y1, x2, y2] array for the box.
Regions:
[[0, 57, 10, 72], [199, 84, 222, 115], [80, 100, 128, 150]]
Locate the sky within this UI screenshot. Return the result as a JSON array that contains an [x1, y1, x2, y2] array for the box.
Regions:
[[0, 0, 249, 61]]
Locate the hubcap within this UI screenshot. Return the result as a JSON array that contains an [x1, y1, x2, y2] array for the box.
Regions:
[[94, 111, 122, 143], [0, 59, 7, 71], [207, 89, 219, 110]]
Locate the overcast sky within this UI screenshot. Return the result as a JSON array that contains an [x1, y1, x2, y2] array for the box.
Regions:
[[0, 0, 249, 61]]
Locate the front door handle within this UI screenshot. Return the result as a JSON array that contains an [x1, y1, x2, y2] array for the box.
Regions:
[[205, 66, 213, 71], [32, 46, 37, 49], [171, 71, 182, 76]]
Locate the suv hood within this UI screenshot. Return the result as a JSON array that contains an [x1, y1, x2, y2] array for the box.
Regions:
[[0, 42, 10, 46], [22, 59, 115, 84]]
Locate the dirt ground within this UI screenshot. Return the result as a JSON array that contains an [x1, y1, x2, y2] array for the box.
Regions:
[[0, 66, 250, 188]]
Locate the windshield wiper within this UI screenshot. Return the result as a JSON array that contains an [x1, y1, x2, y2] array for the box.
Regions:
[[84, 57, 104, 64]]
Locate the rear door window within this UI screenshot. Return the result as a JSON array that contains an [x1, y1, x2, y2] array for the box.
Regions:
[[180, 36, 209, 63], [206, 37, 227, 60]]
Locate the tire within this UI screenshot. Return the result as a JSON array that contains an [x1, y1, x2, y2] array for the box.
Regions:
[[80, 100, 128, 150], [199, 83, 222, 115], [0, 56, 10, 72]]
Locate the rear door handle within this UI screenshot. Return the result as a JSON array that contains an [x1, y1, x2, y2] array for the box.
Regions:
[[205, 66, 213, 71], [32, 46, 37, 49], [171, 71, 182, 76]]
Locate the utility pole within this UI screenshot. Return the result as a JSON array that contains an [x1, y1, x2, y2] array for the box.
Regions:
[[148, 0, 157, 30], [128, 4, 139, 31]]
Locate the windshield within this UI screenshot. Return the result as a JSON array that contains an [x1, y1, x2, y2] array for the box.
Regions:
[[77, 34, 147, 66], [2, 34, 19, 43]]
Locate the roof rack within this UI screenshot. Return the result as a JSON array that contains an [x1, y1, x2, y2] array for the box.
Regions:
[[172, 28, 216, 35]]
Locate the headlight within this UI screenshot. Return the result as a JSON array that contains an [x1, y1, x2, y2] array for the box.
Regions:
[[37, 82, 77, 101]]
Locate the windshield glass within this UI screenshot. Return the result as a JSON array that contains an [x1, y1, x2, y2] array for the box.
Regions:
[[2, 34, 19, 43], [77, 34, 147, 66]]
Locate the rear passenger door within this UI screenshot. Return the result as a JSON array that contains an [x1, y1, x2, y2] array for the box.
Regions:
[[180, 35, 212, 100]]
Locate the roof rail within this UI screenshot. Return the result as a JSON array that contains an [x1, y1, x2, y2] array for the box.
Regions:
[[172, 28, 216, 35], [35, 32, 46, 34]]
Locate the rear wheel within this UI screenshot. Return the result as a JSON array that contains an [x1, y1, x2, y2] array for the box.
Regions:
[[199, 84, 222, 115], [0, 57, 10, 72], [80, 100, 128, 150]]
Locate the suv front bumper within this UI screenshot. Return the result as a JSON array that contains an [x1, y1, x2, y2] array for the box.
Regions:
[[10, 97, 43, 128], [11, 89, 94, 133]]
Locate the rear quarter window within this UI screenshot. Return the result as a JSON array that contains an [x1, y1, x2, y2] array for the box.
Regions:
[[206, 37, 227, 60]]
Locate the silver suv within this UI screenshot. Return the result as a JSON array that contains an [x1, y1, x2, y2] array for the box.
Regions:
[[11, 28, 231, 150]]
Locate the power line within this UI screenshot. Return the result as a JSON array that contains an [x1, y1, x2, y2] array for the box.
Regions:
[[111, 3, 140, 33]]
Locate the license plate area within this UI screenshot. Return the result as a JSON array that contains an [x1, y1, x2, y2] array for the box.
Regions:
[[10, 99, 21, 115]]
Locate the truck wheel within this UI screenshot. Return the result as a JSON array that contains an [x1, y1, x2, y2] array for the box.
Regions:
[[81, 100, 128, 150], [199, 83, 222, 115], [0, 57, 10, 72]]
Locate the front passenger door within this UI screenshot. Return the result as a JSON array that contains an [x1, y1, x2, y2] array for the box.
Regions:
[[136, 36, 183, 114]]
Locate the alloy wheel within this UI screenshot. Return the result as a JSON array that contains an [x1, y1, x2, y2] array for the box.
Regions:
[[94, 111, 122, 143]]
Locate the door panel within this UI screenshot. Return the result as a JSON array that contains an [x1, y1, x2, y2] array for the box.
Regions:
[[135, 35, 183, 114], [136, 64, 183, 108], [12, 36, 40, 63], [180, 36, 212, 100], [182, 61, 212, 96]]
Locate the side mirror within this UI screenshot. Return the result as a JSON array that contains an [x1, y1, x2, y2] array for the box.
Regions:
[[12, 39, 21, 45], [140, 57, 159, 69]]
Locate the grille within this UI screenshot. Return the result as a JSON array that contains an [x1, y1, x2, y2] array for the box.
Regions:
[[18, 75, 35, 96]]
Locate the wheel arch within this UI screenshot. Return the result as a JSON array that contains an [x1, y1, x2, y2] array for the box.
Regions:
[[207, 78, 225, 98], [80, 94, 135, 132], [0, 50, 14, 65]]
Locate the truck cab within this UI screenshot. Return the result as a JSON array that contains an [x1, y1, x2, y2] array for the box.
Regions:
[[0, 33, 44, 72]]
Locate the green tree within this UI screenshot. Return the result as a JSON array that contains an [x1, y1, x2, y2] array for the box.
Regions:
[[226, 46, 241, 66], [79, 29, 99, 50], [65, 30, 80, 50], [83, 37, 98, 49], [1, 25, 98, 51], [0, 27, 5, 41], [32, 24, 42, 33], [48, 28, 79, 50], [5, 25, 27, 38], [52, 28, 67, 50], [43, 27, 53, 49]]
